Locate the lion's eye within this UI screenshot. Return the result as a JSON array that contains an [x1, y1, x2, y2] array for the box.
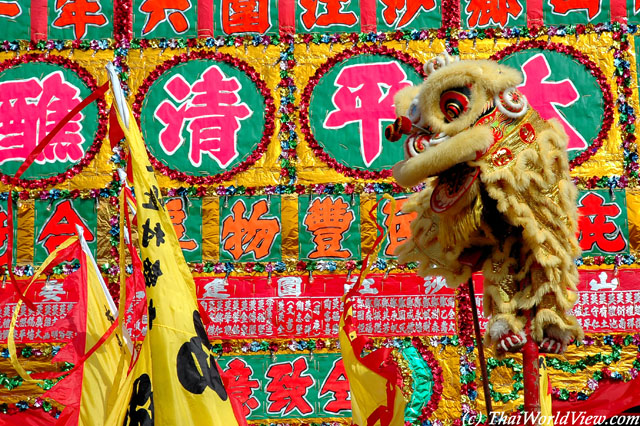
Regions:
[[408, 97, 421, 124], [440, 86, 471, 122]]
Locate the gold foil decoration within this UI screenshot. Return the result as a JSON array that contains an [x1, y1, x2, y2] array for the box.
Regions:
[[360, 195, 377, 258], [16, 200, 34, 265], [281, 194, 299, 261], [202, 197, 219, 261], [96, 202, 116, 263]]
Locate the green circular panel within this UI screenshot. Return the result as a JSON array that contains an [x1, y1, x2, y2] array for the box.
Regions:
[[140, 59, 267, 176], [499, 49, 604, 161], [309, 54, 424, 171], [0, 62, 99, 179]]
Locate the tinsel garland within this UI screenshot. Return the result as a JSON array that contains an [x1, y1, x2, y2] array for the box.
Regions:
[[278, 34, 298, 184]]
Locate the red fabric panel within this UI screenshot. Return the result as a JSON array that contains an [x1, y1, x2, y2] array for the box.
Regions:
[[611, 0, 628, 22], [197, 0, 214, 37], [30, 0, 48, 41], [0, 409, 57, 426], [554, 376, 640, 418], [279, 0, 296, 34], [527, 0, 543, 27], [360, 0, 376, 33]]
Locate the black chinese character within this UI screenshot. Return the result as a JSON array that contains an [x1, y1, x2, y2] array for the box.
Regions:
[[148, 299, 156, 330], [142, 186, 163, 211], [176, 311, 227, 399], [124, 373, 153, 426], [143, 258, 162, 288], [141, 218, 165, 248]]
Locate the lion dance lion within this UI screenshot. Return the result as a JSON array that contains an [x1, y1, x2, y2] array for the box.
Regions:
[[387, 53, 583, 354]]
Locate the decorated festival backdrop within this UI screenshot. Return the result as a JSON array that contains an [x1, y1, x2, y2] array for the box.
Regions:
[[2, 0, 640, 424]]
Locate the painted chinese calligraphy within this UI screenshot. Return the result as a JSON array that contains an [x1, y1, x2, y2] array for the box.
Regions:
[[155, 65, 252, 168], [265, 357, 314, 416], [379, 0, 436, 28], [324, 62, 412, 166], [303, 197, 354, 259], [221, 199, 280, 261], [222, 0, 271, 34], [139, 0, 192, 35], [52, 0, 108, 39], [299, 0, 357, 31], [464, 0, 523, 27], [0, 71, 86, 164], [577, 192, 627, 253], [516, 54, 584, 150]]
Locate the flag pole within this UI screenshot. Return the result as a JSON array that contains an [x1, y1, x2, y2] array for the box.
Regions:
[[522, 310, 541, 426], [467, 277, 494, 423], [76, 224, 133, 353]]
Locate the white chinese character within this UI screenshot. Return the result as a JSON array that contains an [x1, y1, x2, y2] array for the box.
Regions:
[[278, 276, 302, 297], [39, 280, 65, 302], [588, 272, 619, 291], [424, 276, 447, 294], [202, 278, 230, 299], [344, 276, 378, 295]]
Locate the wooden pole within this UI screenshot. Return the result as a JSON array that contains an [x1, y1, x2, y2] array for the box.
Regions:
[[467, 277, 493, 422]]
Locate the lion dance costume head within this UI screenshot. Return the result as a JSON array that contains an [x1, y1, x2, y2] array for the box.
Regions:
[[388, 53, 583, 354]]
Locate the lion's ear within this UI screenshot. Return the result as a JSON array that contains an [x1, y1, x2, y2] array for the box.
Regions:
[[394, 84, 423, 117]]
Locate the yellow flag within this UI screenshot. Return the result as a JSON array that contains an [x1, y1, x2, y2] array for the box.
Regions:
[[539, 356, 554, 426], [111, 86, 243, 425], [75, 234, 125, 425], [339, 195, 406, 426], [339, 307, 406, 426]]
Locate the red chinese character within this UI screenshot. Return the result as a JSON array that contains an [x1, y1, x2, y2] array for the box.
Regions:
[[578, 193, 627, 253], [222, 0, 271, 34], [299, 0, 357, 30], [548, 0, 600, 20], [222, 358, 261, 416], [139, 0, 191, 35], [0, 208, 8, 264], [382, 197, 417, 257], [165, 198, 197, 251], [265, 357, 314, 415], [0, 1, 20, 18], [303, 197, 354, 259], [319, 359, 350, 413], [324, 62, 412, 166], [464, 0, 523, 27], [0, 72, 86, 165], [155, 65, 252, 168], [517, 54, 584, 151], [221, 199, 280, 261], [52, 0, 107, 39], [37, 200, 95, 255], [380, 0, 435, 28]]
